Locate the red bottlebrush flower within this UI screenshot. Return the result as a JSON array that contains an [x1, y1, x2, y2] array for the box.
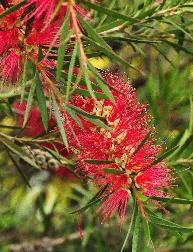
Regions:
[[0, 29, 19, 56], [25, 22, 60, 46], [135, 164, 172, 197], [12, 101, 45, 136], [0, 1, 89, 84], [0, 51, 22, 83], [12, 100, 55, 136], [25, 0, 60, 24], [64, 73, 173, 222], [97, 189, 129, 224], [25, 0, 89, 25], [0, 8, 23, 83]]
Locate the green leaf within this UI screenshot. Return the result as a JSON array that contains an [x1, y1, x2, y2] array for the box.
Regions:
[[70, 184, 109, 214], [52, 96, 69, 150], [78, 15, 113, 52], [189, 96, 193, 132], [132, 212, 141, 252], [87, 183, 109, 204], [68, 104, 106, 121], [35, 72, 48, 131], [151, 44, 174, 65], [65, 42, 78, 102], [151, 196, 193, 205], [97, 0, 116, 27], [146, 208, 193, 233], [56, 11, 70, 81], [0, 133, 39, 169], [165, 40, 193, 55], [61, 71, 101, 91], [0, 0, 26, 19], [7, 149, 31, 189], [134, 190, 149, 202], [23, 81, 36, 127], [143, 219, 154, 252], [65, 106, 83, 128], [104, 36, 161, 45], [150, 145, 179, 167], [82, 1, 137, 24], [178, 135, 193, 155], [20, 55, 28, 102], [84, 159, 114, 164], [68, 105, 110, 130], [132, 131, 151, 157], [85, 37, 143, 74], [135, 6, 158, 20], [103, 168, 125, 175], [70, 87, 108, 99], [88, 62, 115, 103], [162, 18, 193, 41], [121, 200, 137, 252], [79, 55, 97, 101], [96, 20, 124, 33]]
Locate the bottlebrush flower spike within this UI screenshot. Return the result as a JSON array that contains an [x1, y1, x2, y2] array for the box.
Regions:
[[0, 51, 22, 83], [25, 0, 59, 24], [64, 72, 173, 222], [25, 0, 90, 26], [0, 1, 89, 84]]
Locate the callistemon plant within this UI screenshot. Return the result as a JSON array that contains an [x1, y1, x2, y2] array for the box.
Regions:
[[64, 73, 173, 223], [1, 1, 193, 251]]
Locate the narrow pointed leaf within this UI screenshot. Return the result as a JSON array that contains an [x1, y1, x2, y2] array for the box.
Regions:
[[0, 0, 26, 19], [78, 15, 113, 52], [85, 159, 114, 164], [79, 56, 97, 101], [7, 149, 31, 189], [65, 106, 83, 128], [146, 208, 193, 233], [150, 145, 179, 166], [81, 1, 137, 24], [68, 105, 110, 130], [132, 212, 141, 252], [132, 131, 151, 157], [56, 11, 70, 81], [0, 134, 39, 169], [35, 72, 48, 131], [66, 42, 78, 102], [121, 200, 137, 252], [88, 62, 115, 103], [52, 96, 69, 150], [103, 168, 125, 175], [85, 37, 143, 74], [70, 184, 109, 214], [23, 81, 36, 127], [151, 196, 193, 205]]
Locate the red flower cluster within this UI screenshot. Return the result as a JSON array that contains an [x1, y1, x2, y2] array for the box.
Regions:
[[0, 0, 86, 83], [63, 73, 173, 222], [12, 72, 173, 222]]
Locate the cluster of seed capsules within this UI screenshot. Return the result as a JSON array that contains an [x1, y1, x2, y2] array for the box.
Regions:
[[23, 146, 60, 171]]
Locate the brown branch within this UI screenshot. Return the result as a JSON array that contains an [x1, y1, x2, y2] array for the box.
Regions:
[[9, 232, 82, 252]]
